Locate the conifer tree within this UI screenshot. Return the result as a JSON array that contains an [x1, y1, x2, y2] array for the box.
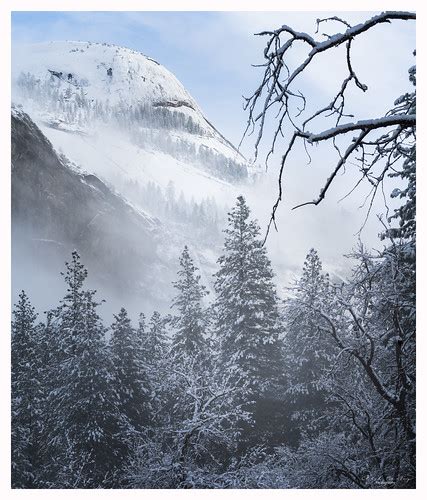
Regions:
[[213, 196, 284, 449], [214, 196, 283, 390], [44, 252, 127, 487], [143, 311, 169, 366], [32, 310, 58, 485], [141, 311, 170, 422], [284, 249, 334, 441], [11, 291, 41, 488], [170, 246, 209, 361], [136, 312, 147, 356], [110, 308, 151, 435]]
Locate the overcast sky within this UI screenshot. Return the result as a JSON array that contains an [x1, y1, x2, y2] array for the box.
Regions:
[[11, 11, 416, 281]]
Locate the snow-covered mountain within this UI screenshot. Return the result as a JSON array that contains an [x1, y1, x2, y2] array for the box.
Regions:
[[11, 41, 255, 315], [13, 41, 251, 186]]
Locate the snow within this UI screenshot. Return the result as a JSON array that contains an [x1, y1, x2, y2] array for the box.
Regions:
[[12, 40, 247, 164], [12, 40, 250, 207], [13, 41, 199, 109], [38, 121, 239, 204], [306, 115, 416, 143]]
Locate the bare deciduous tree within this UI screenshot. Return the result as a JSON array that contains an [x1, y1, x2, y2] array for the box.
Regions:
[[243, 11, 416, 238]]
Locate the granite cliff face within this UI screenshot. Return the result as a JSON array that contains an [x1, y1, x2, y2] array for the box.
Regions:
[[12, 107, 174, 313]]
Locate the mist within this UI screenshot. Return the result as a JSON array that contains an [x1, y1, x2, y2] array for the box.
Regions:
[[11, 63, 402, 323]]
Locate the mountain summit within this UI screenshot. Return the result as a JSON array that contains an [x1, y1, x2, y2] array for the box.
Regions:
[[13, 40, 249, 184]]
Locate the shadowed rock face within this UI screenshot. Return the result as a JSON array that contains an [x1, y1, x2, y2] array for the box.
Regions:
[[11, 108, 175, 314]]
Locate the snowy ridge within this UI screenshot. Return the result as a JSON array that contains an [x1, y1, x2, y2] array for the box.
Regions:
[[12, 40, 248, 167], [13, 41, 199, 108]]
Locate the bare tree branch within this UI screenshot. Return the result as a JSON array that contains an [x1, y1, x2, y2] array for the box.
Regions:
[[243, 11, 416, 239]]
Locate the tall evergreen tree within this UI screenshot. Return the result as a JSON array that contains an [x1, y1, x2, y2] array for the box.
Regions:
[[284, 249, 334, 442], [136, 312, 147, 360], [143, 311, 169, 367], [170, 246, 209, 361], [44, 252, 127, 487], [110, 308, 151, 435], [213, 196, 284, 448], [214, 196, 283, 389], [32, 310, 58, 486], [11, 291, 41, 488], [140, 311, 170, 422]]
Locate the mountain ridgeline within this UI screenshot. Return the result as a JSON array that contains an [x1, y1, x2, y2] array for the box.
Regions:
[[14, 41, 250, 182]]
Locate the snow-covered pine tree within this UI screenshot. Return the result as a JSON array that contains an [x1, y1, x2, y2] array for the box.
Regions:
[[143, 311, 169, 368], [284, 249, 334, 441], [136, 312, 147, 350], [11, 291, 41, 488], [170, 246, 209, 362], [110, 307, 151, 435], [213, 196, 284, 448], [214, 196, 283, 389], [43, 252, 127, 487], [140, 311, 170, 422], [31, 310, 59, 486]]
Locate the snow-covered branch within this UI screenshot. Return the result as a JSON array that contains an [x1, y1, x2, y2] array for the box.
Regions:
[[244, 11, 416, 238], [305, 115, 415, 143]]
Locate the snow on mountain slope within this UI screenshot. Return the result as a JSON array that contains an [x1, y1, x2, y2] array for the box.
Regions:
[[11, 106, 176, 315], [11, 40, 257, 219], [12, 41, 249, 174], [13, 40, 197, 107], [37, 123, 237, 204]]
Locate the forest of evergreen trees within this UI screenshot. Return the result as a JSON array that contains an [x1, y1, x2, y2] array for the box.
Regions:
[[123, 178, 222, 240], [11, 192, 415, 489]]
